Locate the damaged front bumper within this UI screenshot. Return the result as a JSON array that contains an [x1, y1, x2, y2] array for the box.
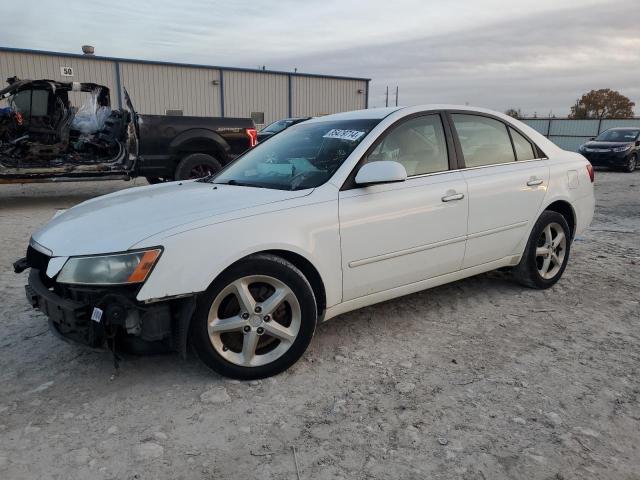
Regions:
[[23, 267, 194, 355]]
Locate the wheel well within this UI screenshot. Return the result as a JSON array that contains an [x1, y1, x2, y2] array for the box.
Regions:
[[175, 139, 226, 164], [247, 250, 327, 317], [545, 201, 576, 238]]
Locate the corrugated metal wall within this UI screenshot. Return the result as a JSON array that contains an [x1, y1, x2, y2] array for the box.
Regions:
[[119, 62, 220, 116], [223, 71, 288, 124], [292, 77, 367, 117], [521, 118, 640, 151], [0, 49, 369, 124], [0, 51, 118, 107]]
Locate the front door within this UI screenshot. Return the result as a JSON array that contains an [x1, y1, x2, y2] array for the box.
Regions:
[[339, 113, 469, 301]]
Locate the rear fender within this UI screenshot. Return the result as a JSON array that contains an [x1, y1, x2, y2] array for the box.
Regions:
[[169, 129, 230, 161]]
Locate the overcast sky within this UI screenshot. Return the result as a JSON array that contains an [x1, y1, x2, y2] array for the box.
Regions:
[[2, 0, 638, 115]]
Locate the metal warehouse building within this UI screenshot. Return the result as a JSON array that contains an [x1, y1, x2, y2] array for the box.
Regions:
[[0, 47, 370, 126]]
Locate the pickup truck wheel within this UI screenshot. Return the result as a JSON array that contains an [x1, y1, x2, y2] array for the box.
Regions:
[[145, 176, 172, 184], [175, 153, 222, 180], [512, 211, 571, 289], [190, 254, 317, 380]]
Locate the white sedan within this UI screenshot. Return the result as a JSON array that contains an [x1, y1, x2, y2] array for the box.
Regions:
[[16, 105, 595, 379]]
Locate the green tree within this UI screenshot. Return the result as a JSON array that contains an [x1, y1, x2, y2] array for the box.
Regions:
[[569, 89, 635, 119]]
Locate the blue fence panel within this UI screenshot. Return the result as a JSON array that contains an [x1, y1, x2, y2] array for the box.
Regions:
[[521, 119, 549, 135], [599, 119, 640, 131], [520, 118, 640, 152], [548, 136, 587, 152], [549, 119, 600, 137]]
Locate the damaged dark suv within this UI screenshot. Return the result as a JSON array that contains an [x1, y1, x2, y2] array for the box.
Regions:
[[0, 77, 257, 183]]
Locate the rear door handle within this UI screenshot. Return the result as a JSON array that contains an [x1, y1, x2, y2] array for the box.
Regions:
[[527, 178, 544, 186], [441, 193, 464, 202]]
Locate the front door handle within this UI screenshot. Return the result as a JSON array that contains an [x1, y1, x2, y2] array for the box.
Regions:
[[441, 192, 465, 202], [527, 178, 544, 186]]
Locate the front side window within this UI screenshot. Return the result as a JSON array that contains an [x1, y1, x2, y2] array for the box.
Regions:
[[510, 127, 537, 161], [452, 114, 515, 167], [210, 119, 380, 190], [364, 114, 449, 176]]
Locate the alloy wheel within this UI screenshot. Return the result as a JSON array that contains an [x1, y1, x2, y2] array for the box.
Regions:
[[207, 275, 301, 367], [535, 222, 567, 280]]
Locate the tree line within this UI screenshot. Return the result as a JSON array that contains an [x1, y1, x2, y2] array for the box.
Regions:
[[506, 89, 635, 119]]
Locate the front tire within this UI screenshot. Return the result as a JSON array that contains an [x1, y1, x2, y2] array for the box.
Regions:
[[512, 211, 571, 289], [175, 153, 222, 180], [190, 254, 317, 379], [623, 154, 637, 173]]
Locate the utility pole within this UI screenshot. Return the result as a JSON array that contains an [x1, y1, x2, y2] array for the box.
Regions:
[[395, 86, 399, 106], [385, 86, 389, 108]]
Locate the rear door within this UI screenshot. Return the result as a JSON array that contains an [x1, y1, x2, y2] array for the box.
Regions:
[[339, 112, 468, 301], [447, 112, 549, 268]]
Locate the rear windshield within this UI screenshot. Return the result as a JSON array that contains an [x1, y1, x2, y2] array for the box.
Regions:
[[209, 119, 380, 190], [595, 129, 639, 142]]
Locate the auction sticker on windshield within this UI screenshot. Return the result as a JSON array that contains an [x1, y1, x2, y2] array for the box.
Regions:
[[323, 129, 365, 141]]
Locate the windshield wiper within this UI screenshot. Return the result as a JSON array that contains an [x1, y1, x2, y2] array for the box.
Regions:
[[212, 179, 257, 187]]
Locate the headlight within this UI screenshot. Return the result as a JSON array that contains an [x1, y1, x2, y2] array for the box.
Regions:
[[57, 248, 162, 285], [613, 144, 632, 152]]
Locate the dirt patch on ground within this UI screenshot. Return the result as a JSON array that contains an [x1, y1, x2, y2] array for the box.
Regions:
[[0, 172, 638, 479]]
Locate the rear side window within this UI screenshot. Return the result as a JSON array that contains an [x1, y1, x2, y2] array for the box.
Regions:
[[451, 114, 515, 167], [365, 114, 449, 176], [510, 127, 536, 161]]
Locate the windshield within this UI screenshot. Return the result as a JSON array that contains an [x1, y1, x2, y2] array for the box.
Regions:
[[595, 129, 639, 142], [261, 119, 294, 134], [209, 119, 380, 190]]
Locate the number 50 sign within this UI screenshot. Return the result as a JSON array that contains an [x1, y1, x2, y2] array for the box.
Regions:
[[60, 66, 74, 77]]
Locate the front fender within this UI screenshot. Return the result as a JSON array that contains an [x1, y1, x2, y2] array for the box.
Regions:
[[134, 199, 342, 308]]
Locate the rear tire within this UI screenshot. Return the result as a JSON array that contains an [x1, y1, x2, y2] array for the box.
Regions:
[[190, 254, 317, 379], [175, 153, 222, 180], [512, 211, 571, 289]]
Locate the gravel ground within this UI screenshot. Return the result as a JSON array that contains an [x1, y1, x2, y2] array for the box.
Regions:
[[0, 171, 638, 480]]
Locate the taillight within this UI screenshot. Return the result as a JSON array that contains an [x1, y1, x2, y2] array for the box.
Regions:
[[586, 163, 595, 183], [246, 128, 258, 147]]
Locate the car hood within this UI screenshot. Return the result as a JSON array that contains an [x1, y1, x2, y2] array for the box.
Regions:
[[583, 141, 632, 149], [32, 181, 311, 257]]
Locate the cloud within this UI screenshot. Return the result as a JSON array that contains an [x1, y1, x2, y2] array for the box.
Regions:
[[263, 0, 640, 114], [0, 0, 637, 115]]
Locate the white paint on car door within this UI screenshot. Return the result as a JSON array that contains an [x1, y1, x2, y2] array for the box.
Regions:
[[461, 160, 549, 267], [449, 113, 550, 268], [339, 172, 468, 300]]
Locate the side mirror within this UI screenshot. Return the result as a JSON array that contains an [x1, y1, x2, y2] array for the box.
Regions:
[[589, 137, 595, 141], [355, 161, 407, 186], [635, 140, 640, 147]]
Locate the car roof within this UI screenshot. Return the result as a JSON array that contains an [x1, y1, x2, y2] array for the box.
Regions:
[[304, 105, 516, 123]]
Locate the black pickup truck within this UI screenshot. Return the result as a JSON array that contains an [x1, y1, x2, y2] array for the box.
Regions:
[[0, 77, 257, 184]]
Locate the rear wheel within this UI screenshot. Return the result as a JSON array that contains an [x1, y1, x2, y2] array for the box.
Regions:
[[623, 154, 637, 173], [175, 153, 222, 180], [512, 211, 571, 289], [190, 254, 317, 379]]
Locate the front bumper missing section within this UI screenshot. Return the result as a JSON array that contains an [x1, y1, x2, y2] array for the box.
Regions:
[[24, 268, 196, 356], [26, 269, 105, 347]]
